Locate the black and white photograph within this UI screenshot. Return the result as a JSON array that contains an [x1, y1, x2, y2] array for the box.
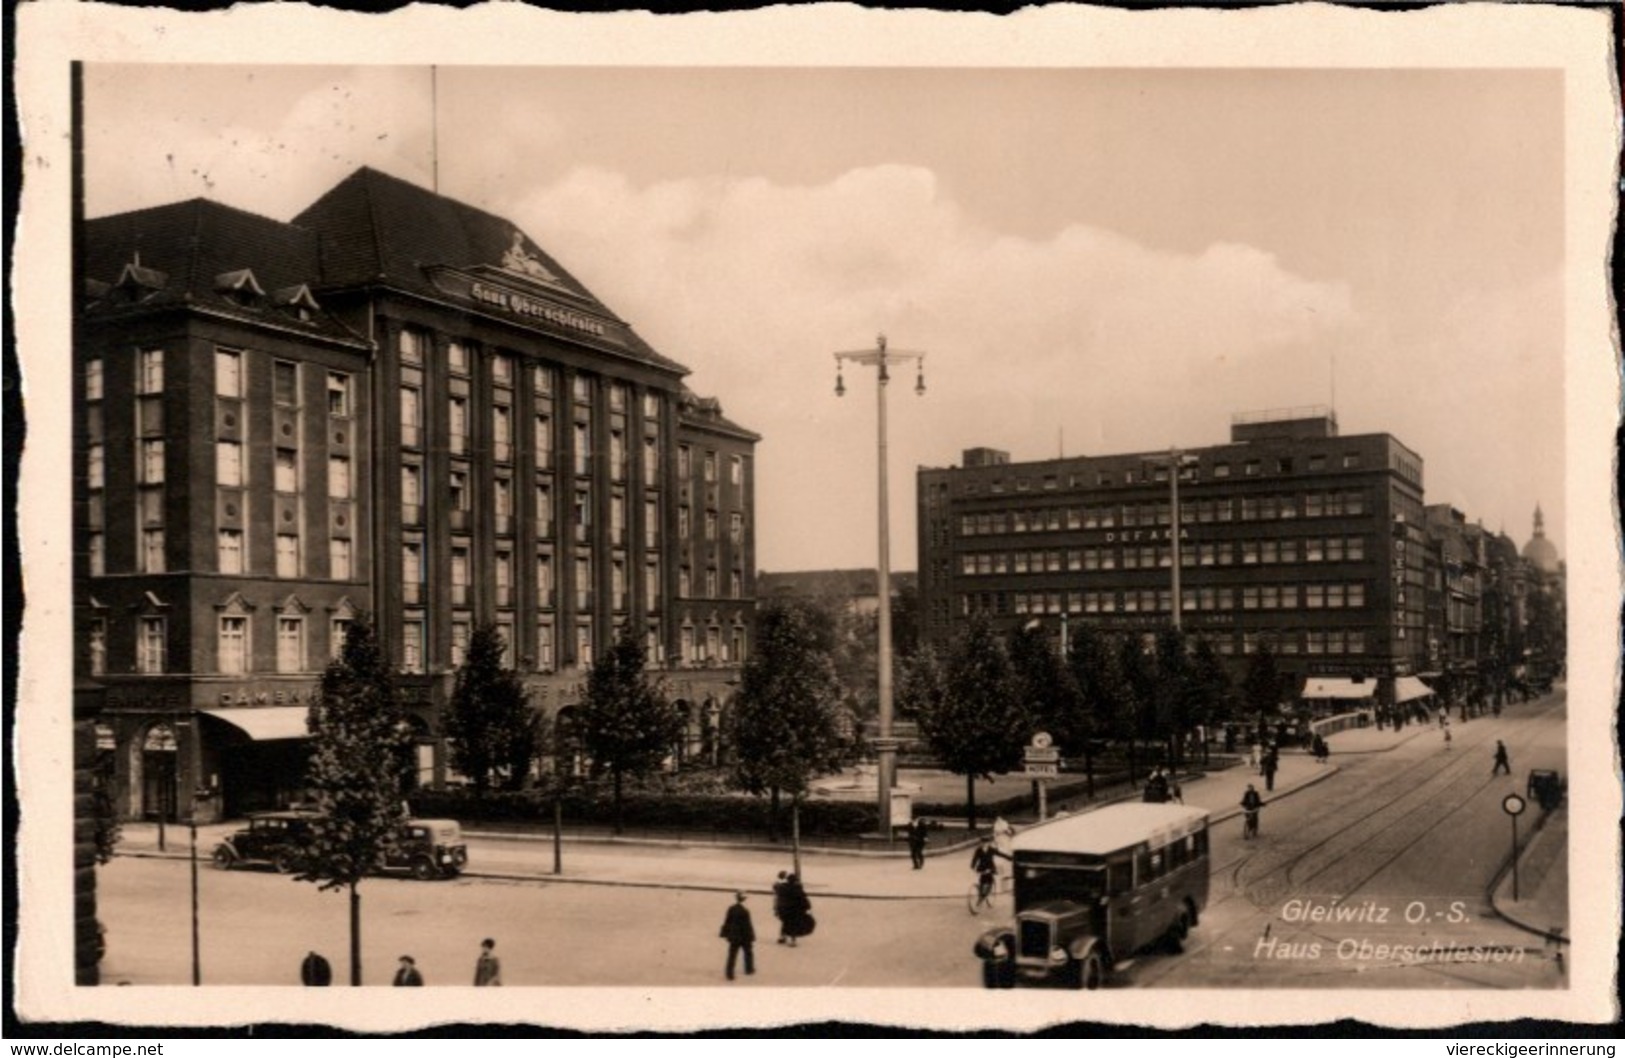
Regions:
[[11, 1, 1620, 1035]]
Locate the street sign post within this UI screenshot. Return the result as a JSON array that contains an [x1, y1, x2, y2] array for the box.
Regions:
[[1024, 732, 1061, 819], [1502, 793, 1527, 901]]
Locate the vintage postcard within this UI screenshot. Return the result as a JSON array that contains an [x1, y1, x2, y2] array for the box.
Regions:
[[11, 0, 1620, 1034]]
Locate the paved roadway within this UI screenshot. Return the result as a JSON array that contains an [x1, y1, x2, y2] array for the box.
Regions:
[[96, 690, 1567, 989]]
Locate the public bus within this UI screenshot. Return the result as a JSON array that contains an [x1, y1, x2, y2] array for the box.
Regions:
[[973, 802, 1210, 989]]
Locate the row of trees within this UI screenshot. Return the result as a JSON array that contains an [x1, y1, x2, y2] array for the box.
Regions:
[[899, 617, 1288, 828], [297, 602, 856, 983]]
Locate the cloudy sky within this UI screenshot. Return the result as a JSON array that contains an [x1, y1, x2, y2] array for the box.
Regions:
[[82, 63, 1567, 573]]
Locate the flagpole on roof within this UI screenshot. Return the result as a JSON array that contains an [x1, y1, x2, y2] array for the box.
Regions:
[[430, 66, 440, 194]]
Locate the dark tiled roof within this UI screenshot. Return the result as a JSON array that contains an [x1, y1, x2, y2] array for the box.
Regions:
[[291, 167, 687, 375], [83, 199, 366, 346], [678, 386, 760, 442]]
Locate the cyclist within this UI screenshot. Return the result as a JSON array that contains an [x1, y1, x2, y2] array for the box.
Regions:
[[970, 837, 1009, 908], [1240, 784, 1263, 839]]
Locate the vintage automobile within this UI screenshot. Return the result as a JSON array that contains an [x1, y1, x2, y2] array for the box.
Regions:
[[377, 818, 469, 880], [211, 810, 320, 873], [1527, 769, 1565, 813], [974, 803, 1211, 989]]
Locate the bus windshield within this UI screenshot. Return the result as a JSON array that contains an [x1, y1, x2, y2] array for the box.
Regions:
[[1014, 861, 1106, 910]]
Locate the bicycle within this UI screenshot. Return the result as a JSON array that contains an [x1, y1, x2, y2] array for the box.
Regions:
[[1242, 809, 1259, 840], [967, 870, 998, 915]]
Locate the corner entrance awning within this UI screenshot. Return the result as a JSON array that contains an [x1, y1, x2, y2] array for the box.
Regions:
[[1301, 677, 1375, 700], [1393, 676, 1435, 703], [200, 706, 310, 741]]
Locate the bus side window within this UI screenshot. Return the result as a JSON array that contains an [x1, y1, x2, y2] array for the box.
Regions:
[[1108, 858, 1133, 896], [1194, 827, 1209, 858], [1168, 836, 1188, 869]]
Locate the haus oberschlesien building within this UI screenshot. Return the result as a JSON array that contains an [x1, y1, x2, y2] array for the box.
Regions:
[[77, 167, 758, 822], [916, 408, 1435, 707]]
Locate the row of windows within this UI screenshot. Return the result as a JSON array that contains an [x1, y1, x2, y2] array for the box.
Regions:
[[401, 543, 744, 607], [999, 580, 1368, 617], [399, 611, 748, 675], [87, 613, 349, 677], [87, 349, 355, 414], [959, 536, 1370, 577], [958, 491, 1369, 536], [960, 451, 1368, 496], [398, 330, 663, 419]]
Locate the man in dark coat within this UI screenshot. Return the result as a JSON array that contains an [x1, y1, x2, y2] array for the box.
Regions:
[[1262, 749, 1279, 792], [300, 950, 331, 986], [781, 873, 813, 946], [1240, 784, 1264, 839], [772, 871, 790, 944], [1492, 740, 1512, 776], [720, 892, 755, 980], [392, 955, 424, 986], [906, 818, 929, 869], [473, 938, 502, 986]]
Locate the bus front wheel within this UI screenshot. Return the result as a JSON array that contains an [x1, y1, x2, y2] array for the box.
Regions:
[[1064, 951, 1105, 990]]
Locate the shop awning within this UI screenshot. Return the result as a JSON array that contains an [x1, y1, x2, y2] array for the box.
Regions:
[[200, 706, 311, 741], [1301, 677, 1375, 700], [1393, 676, 1434, 703]]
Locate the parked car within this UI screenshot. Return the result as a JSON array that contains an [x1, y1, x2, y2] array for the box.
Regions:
[[211, 810, 320, 873], [377, 819, 469, 880], [1527, 769, 1565, 812]]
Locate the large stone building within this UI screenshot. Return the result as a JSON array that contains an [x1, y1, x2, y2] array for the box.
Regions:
[[76, 167, 758, 822], [916, 408, 1435, 709]]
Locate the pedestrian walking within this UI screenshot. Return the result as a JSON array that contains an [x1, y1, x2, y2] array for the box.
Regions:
[[906, 818, 929, 870], [1142, 768, 1170, 803], [1261, 749, 1279, 792], [392, 955, 424, 987], [299, 950, 332, 987], [473, 937, 502, 986], [781, 873, 815, 945], [1240, 784, 1263, 840], [1492, 740, 1511, 776], [772, 870, 791, 943], [719, 892, 755, 980]]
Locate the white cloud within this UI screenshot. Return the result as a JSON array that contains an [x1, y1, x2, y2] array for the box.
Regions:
[[507, 164, 1358, 569]]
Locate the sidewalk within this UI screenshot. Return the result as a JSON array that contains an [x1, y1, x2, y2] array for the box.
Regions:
[[115, 745, 1350, 900], [1489, 803, 1569, 950]]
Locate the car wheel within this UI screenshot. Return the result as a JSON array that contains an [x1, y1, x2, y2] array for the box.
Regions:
[[211, 847, 234, 870], [410, 857, 438, 881], [981, 960, 1014, 989], [273, 851, 297, 874]]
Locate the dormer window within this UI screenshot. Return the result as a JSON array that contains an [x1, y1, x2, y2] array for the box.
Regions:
[[272, 284, 322, 323], [214, 269, 266, 306], [114, 258, 168, 302]]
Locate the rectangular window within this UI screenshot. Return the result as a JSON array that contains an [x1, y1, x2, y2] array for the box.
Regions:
[[403, 542, 424, 604], [611, 493, 627, 545], [1347, 631, 1366, 654], [219, 616, 248, 675], [139, 617, 167, 674], [215, 349, 242, 398], [139, 349, 164, 394], [705, 568, 719, 598], [88, 443, 105, 490], [85, 359, 103, 401], [577, 623, 595, 669], [450, 621, 470, 668], [536, 483, 554, 537], [535, 415, 554, 466], [646, 559, 661, 607], [575, 488, 592, 542], [492, 353, 514, 387], [612, 558, 628, 610], [435, 400, 463, 461], [272, 361, 299, 406], [537, 552, 556, 606], [494, 476, 513, 521], [140, 439, 165, 485], [574, 422, 592, 476], [402, 619, 425, 674], [1306, 584, 1325, 609], [277, 617, 305, 673], [275, 449, 299, 493], [645, 499, 660, 548], [609, 429, 626, 481], [537, 623, 556, 671], [728, 513, 744, 544], [1347, 536, 1365, 561], [88, 619, 107, 675], [493, 404, 513, 462], [447, 467, 467, 515], [276, 534, 300, 578], [573, 375, 592, 403], [331, 618, 352, 660], [1348, 583, 1366, 608], [88, 532, 105, 576], [142, 528, 165, 573], [679, 566, 691, 597], [497, 620, 516, 668], [401, 386, 422, 448], [328, 456, 351, 500], [448, 341, 470, 376], [327, 373, 351, 417], [705, 510, 718, 541], [576, 555, 592, 610], [330, 538, 352, 580], [401, 464, 422, 520], [214, 441, 242, 488], [399, 329, 424, 365], [704, 451, 717, 482], [729, 455, 743, 486], [495, 550, 513, 607], [218, 529, 244, 574], [450, 546, 471, 605]]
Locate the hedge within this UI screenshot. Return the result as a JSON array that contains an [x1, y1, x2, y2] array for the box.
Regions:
[[409, 787, 879, 836]]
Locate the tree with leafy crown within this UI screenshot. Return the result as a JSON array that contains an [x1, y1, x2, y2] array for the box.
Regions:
[[299, 613, 414, 986], [729, 599, 850, 876], [443, 623, 541, 794], [579, 624, 682, 835], [911, 615, 1030, 831]]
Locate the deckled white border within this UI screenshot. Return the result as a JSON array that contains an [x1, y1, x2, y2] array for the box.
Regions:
[[13, 0, 1620, 1032]]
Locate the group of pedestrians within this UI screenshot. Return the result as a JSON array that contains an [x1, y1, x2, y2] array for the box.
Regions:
[[1141, 767, 1183, 804], [718, 868, 817, 980], [300, 938, 504, 987]]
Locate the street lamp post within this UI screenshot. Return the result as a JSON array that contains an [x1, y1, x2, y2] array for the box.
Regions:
[[835, 334, 925, 840]]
